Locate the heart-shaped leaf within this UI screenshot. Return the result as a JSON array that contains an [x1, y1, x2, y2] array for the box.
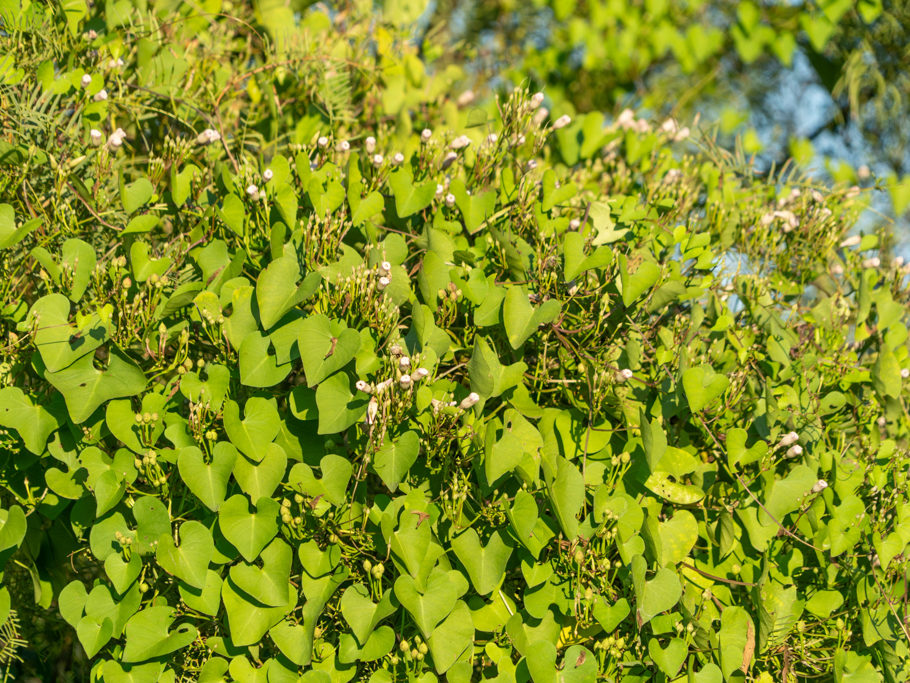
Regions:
[[232, 443, 287, 501], [631, 555, 681, 625], [389, 168, 436, 218], [502, 286, 561, 350], [427, 600, 474, 674], [156, 520, 214, 589], [451, 528, 512, 596], [287, 453, 353, 505], [468, 336, 527, 399], [314, 372, 369, 435], [0, 387, 64, 454], [29, 294, 110, 373], [297, 314, 361, 387], [177, 443, 237, 511], [656, 510, 698, 566], [682, 364, 730, 412], [223, 398, 280, 461], [238, 331, 292, 387], [648, 637, 687, 677], [229, 537, 293, 606], [256, 255, 307, 330], [76, 615, 114, 658], [394, 569, 462, 638], [222, 576, 295, 647], [218, 495, 280, 562], [340, 583, 396, 644], [372, 430, 420, 492], [121, 605, 197, 662], [104, 551, 141, 594]]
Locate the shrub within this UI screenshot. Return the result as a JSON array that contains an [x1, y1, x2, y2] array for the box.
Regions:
[[0, 2, 909, 682]]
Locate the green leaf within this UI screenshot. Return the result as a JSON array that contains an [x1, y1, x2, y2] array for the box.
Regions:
[[451, 528, 512, 596], [44, 347, 146, 424], [0, 505, 27, 556], [656, 510, 698, 566], [230, 537, 292, 606], [218, 495, 280, 563], [256, 255, 305, 330], [340, 583, 396, 644], [232, 443, 287, 501], [389, 169, 436, 218], [76, 615, 114, 658], [297, 314, 361, 387], [104, 551, 141, 595], [179, 569, 223, 616], [177, 443, 237, 511], [0, 203, 38, 249], [315, 372, 369, 434], [373, 430, 420, 491], [719, 606, 754, 680], [502, 286, 561, 349], [30, 293, 110, 372], [61, 238, 96, 301], [351, 191, 384, 225], [287, 454, 353, 505], [631, 555, 681, 626], [0, 387, 63, 454], [121, 605, 197, 663], [682, 364, 730, 412], [872, 349, 901, 398], [648, 638, 687, 677], [468, 336, 528, 399], [223, 397, 281, 461], [394, 568, 464, 638], [427, 600, 474, 674], [121, 177, 154, 214], [450, 178, 496, 233], [541, 169, 577, 212], [545, 456, 584, 539], [619, 256, 661, 307], [156, 521, 214, 589], [238, 330, 292, 387]]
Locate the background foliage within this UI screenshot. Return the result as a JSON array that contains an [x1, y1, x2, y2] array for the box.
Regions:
[[1, 1, 909, 681]]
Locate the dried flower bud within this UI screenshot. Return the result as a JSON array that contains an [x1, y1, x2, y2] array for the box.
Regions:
[[317, 136, 329, 148], [379, 260, 392, 275], [552, 114, 572, 130], [392, 152, 405, 165], [533, 107, 549, 126], [377, 276, 390, 290], [786, 444, 803, 458], [840, 235, 861, 248], [862, 256, 881, 269], [811, 480, 828, 494], [246, 184, 258, 197], [93, 89, 108, 102], [399, 357, 411, 371], [618, 368, 634, 381], [355, 380, 371, 393], [413, 367, 429, 381], [530, 91, 545, 109], [779, 431, 799, 447], [196, 128, 221, 145], [108, 128, 127, 149], [365, 397, 379, 425], [338, 140, 350, 152], [389, 344, 402, 356]]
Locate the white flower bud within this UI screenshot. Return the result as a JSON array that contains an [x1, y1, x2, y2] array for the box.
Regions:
[[435, 184, 444, 196], [779, 431, 799, 447], [372, 154, 384, 167], [811, 480, 828, 494], [831, 263, 844, 275], [486, 133, 498, 145], [660, 118, 679, 135], [569, 218, 581, 230], [421, 128, 432, 142], [877, 416, 887, 427], [459, 392, 480, 409], [617, 368, 634, 381], [377, 276, 390, 290], [81, 73, 92, 88], [365, 136, 376, 153], [365, 397, 379, 425], [456, 90, 475, 107], [552, 115, 572, 130], [355, 380, 371, 393], [901, 368, 910, 379], [399, 356, 411, 371], [617, 108, 636, 128], [530, 91, 545, 109], [108, 128, 126, 149], [338, 140, 350, 152], [93, 89, 108, 102], [246, 184, 258, 197], [389, 344, 403, 356], [514, 134, 526, 146], [89, 129, 103, 146], [674, 127, 690, 141], [451, 135, 471, 151], [786, 444, 803, 458], [317, 136, 329, 148], [445, 193, 456, 207], [263, 169, 274, 182], [525, 159, 538, 171], [442, 151, 458, 169], [840, 235, 861, 248], [399, 374, 412, 389], [392, 152, 405, 165], [413, 368, 429, 381], [196, 128, 221, 145], [379, 260, 392, 275], [863, 256, 881, 268], [894, 257, 905, 268], [533, 108, 549, 126]]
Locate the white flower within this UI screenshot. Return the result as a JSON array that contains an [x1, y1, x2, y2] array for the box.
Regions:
[[246, 184, 259, 197], [445, 193, 456, 207], [674, 127, 690, 141], [811, 480, 828, 494], [399, 374, 412, 389], [533, 108, 549, 126], [379, 261, 392, 275], [377, 276, 390, 290], [840, 235, 861, 248], [421, 128, 432, 142], [514, 134, 526, 146], [413, 368, 429, 381], [365, 397, 379, 425], [337, 140, 350, 152], [93, 89, 108, 102], [617, 108, 636, 129], [530, 91, 545, 109], [89, 129, 103, 146], [857, 164, 871, 179], [486, 133, 498, 145], [569, 219, 581, 230], [863, 256, 881, 269], [660, 118, 678, 135], [442, 151, 458, 170], [552, 114, 572, 130], [451, 135, 471, 150], [392, 152, 405, 165], [786, 444, 803, 458], [894, 257, 905, 268], [263, 169, 274, 182], [108, 128, 127, 149], [459, 392, 480, 409], [365, 136, 376, 153], [831, 263, 844, 275], [81, 74, 92, 88], [618, 368, 634, 381], [372, 154, 384, 167], [779, 431, 799, 448], [317, 136, 329, 148], [196, 128, 221, 145], [456, 90, 475, 107], [435, 184, 444, 196], [84, 29, 98, 40], [525, 159, 538, 171], [355, 380, 371, 393], [635, 119, 651, 133], [398, 357, 411, 371], [901, 368, 910, 379]]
